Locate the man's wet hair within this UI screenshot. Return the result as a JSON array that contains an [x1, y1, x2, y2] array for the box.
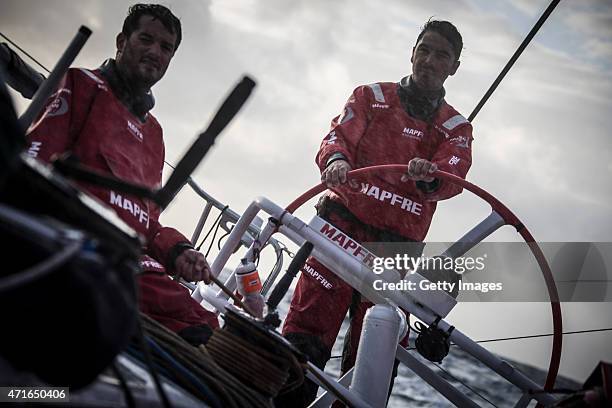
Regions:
[[122, 4, 182, 50], [416, 20, 463, 61]]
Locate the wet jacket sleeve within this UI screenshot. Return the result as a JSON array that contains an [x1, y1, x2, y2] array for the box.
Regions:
[[143, 142, 194, 273], [1, 42, 45, 99], [146, 208, 194, 273], [422, 122, 473, 201], [316, 86, 372, 172]]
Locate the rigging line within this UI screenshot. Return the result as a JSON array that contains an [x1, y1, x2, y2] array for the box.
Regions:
[[332, 327, 612, 370], [398, 327, 612, 352], [165, 159, 198, 193], [165, 160, 231, 257], [204, 209, 226, 258], [0, 31, 51, 74], [356, 328, 612, 357], [217, 228, 232, 250], [432, 362, 499, 408], [168, 157, 225, 253], [468, 0, 562, 122], [556, 280, 612, 283], [473, 327, 612, 344], [196, 205, 228, 251]]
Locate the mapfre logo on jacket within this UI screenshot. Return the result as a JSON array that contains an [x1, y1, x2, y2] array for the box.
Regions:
[[109, 190, 150, 228], [127, 120, 144, 142], [359, 182, 423, 215]]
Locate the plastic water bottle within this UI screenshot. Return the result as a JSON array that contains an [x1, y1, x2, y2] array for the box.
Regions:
[[235, 258, 265, 318]]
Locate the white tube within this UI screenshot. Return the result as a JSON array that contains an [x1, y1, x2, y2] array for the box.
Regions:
[[198, 286, 231, 314], [351, 305, 405, 407]]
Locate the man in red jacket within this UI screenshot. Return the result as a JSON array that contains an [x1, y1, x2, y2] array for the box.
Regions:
[[26, 4, 219, 344], [281, 20, 473, 405]]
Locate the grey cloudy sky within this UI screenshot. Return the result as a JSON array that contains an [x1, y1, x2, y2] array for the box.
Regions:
[[3, 0, 611, 384]]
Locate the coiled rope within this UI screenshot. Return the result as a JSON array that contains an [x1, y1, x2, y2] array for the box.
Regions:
[[137, 314, 272, 408], [206, 309, 304, 399]]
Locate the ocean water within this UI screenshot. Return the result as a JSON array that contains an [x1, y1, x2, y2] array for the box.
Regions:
[[272, 296, 578, 407]]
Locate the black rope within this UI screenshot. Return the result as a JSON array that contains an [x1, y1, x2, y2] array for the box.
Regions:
[[217, 227, 232, 250], [164, 159, 229, 256], [204, 208, 227, 258], [195, 205, 228, 251], [411, 320, 427, 334], [0, 31, 51, 74], [253, 245, 261, 268], [468, 0, 562, 122]]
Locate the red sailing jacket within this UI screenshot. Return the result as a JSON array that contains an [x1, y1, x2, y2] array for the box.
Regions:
[[25, 67, 190, 268], [317, 81, 473, 241]]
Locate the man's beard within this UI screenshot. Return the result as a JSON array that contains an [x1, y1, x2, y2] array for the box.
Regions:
[[117, 52, 160, 91]]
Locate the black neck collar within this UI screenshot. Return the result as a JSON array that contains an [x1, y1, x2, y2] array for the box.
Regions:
[[98, 59, 155, 122], [397, 75, 445, 122]]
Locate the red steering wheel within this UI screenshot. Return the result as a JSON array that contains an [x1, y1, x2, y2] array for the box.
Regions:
[[284, 164, 562, 393]]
